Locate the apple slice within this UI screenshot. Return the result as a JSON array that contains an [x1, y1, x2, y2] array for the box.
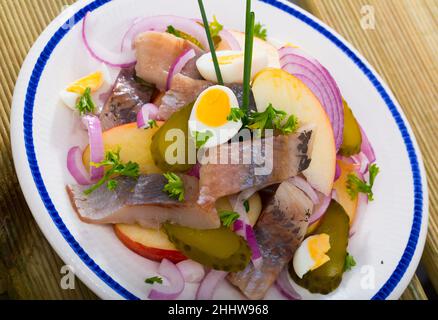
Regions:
[[217, 30, 281, 69], [83, 122, 163, 175], [333, 160, 359, 225], [252, 68, 336, 195], [115, 224, 186, 263]]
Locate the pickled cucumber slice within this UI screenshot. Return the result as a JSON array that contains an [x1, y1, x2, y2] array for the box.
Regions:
[[151, 103, 195, 172], [339, 100, 362, 157], [163, 223, 251, 272], [289, 200, 349, 294]]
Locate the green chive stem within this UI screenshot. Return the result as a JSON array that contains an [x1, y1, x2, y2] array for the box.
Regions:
[[198, 0, 224, 85], [243, 7, 255, 113]]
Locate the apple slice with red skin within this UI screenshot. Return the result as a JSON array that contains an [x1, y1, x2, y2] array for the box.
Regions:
[[115, 224, 186, 263]]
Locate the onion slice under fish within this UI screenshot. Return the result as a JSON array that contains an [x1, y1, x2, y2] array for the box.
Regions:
[[121, 15, 209, 52], [230, 188, 263, 268], [82, 115, 105, 180], [82, 12, 136, 68], [275, 268, 302, 300], [148, 259, 185, 300], [308, 191, 336, 225], [176, 260, 205, 283], [67, 146, 92, 185], [166, 49, 196, 90], [137, 103, 159, 129], [196, 269, 228, 300], [279, 47, 344, 151], [290, 176, 319, 205], [219, 29, 241, 50]]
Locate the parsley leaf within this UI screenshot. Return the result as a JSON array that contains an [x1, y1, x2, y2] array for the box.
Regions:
[[75, 87, 95, 115], [254, 22, 268, 41], [193, 130, 213, 149], [219, 210, 240, 228], [247, 103, 299, 135], [209, 15, 224, 38], [84, 149, 140, 195], [163, 173, 185, 202], [227, 107, 246, 122], [243, 200, 250, 213], [344, 253, 357, 272], [346, 164, 380, 201], [145, 276, 163, 285], [147, 119, 158, 129], [107, 180, 118, 191]]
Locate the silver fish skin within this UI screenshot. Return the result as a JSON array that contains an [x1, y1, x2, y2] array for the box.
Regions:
[[227, 181, 312, 300], [135, 31, 202, 91], [198, 130, 313, 210], [99, 67, 155, 131], [67, 174, 220, 230]]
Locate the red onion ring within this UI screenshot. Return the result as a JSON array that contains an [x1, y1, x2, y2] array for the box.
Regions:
[[245, 224, 263, 268], [176, 260, 205, 283], [290, 176, 319, 204], [137, 103, 159, 129], [275, 268, 302, 300], [82, 12, 136, 68], [166, 49, 196, 90], [148, 259, 185, 300], [67, 146, 92, 185], [279, 47, 344, 150], [219, 29, 241, 50], [196, 269, 227, 300], [359, 125, 376, 164], [334, 162, 341, 181], [121, 15, 209, 52], [309, 192, 332, 225], [187, 162, 201, 179], [82, 115, 104, 180]]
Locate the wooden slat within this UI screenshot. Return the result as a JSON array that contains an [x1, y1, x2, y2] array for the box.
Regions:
[[399, 275, 428, 300], [301, 0, 438, 300], [0, 0, 97, 300]]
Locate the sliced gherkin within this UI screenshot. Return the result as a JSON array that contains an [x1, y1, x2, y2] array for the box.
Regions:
[[289, 200, 349, 294], [151, 103, 195, 172], [339, 100, 362, 157], [163, 223, 251, 272]]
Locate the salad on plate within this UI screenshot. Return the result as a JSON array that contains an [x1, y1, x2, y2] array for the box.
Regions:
[[63, 0, 379, 300]]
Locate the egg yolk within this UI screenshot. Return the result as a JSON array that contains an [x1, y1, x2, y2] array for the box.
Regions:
[[216, 53, 244, 65], [196, 89, 231, 127], [67, 71, 104, 94], [308, 233, 331, 271]]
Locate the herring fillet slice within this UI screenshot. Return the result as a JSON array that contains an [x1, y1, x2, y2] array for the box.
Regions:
[[227, 181, 312, 299], [198, 130, 313, 210], [67, 174, 220, 230]]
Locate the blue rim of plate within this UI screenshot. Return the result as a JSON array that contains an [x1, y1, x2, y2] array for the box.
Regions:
[[22, 0, 423, 300]]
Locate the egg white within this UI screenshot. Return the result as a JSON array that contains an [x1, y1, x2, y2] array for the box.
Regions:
[[189, 85, 242, 149], [196, 50, 268, 84]]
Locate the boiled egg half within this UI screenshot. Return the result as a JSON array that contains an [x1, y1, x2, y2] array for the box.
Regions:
[[189, 85, 242, 149], [293, 233, 331, 279], [196, 50, 268, 84], [59, 64, 112, 110]]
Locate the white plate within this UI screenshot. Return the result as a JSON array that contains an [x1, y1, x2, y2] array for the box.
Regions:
[[10, 0, 428, 300]]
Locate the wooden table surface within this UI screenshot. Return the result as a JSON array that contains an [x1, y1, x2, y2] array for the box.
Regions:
[[0, 0, 436, 300]]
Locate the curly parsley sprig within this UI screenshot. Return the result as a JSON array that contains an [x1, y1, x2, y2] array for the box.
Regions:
[[219, 210, 240, 228], [76, 87, 95, 115], [227, 104, 299, 135], [84, 149, 140, 195], [163, 173, 185, 202], [346, 164, 380, 201]]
